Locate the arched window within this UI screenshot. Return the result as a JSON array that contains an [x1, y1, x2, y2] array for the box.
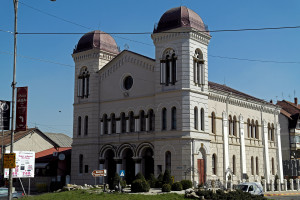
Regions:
[[162, 108, 167, 130], [84, 116, 88, 136], [271, 157, 275, 175], [129, 111, 135, 132], [165, 151, 171, 172], [251, 156, 254, 175], [193, 49, 205, 85], [111, 114, 116, 134], [148, 109, 155, 131], [160, 49, 177, 86], [271, 123, 275, 141], [256, 157, 259, 175], [79, 154, 83, 174], [268, 123, 271, 140], [77, 67, 89, 98], [194, 107, 198, 130], [255, 120, 259, 139], [140, 110, 146, 131], [77, 116, 81, 136], [233, 116, 237, 136], [171, 107, 177, 130], [212, 154, 217, 175], [232, 155, 236, 175], [247, 119, 251, 138], [103, 114, 108, 134], [201, 108, 204, 131], [251, 120, 255, 138], [229, 115, 233, 135], [121, 112, 126, 133], [211, 112, 216, 134]]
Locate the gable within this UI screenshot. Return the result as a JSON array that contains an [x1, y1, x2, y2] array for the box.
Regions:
[[99, 51, 156, 102]]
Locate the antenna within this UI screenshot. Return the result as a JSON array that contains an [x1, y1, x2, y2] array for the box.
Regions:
[[223, 77, 226, 86], [294, 90, 296, 98], [288, 94, 291, 101], [282, 92, 285, 100]]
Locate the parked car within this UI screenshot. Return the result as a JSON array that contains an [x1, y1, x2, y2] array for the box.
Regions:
[[236, 182, 263, 196], [0, 187, 24, 199]]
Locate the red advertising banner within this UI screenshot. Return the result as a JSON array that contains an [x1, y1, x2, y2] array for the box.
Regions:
[[16, 87, 28, 131]]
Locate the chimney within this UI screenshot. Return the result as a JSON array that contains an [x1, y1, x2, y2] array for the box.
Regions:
[[295, 97, 298, 106], [270, 99, 273, 104]]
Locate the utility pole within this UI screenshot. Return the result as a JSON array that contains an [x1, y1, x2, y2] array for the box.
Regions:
[[8, 0, 18, 199]]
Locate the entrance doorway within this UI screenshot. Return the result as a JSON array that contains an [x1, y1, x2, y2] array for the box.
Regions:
[[123, 148, 135, 184], [142, 148, 154, 179], [105, 149, 116, 188], [197, 159, 205, 185]]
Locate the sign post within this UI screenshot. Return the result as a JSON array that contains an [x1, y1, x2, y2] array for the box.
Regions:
[[91, 169, 107, 188]]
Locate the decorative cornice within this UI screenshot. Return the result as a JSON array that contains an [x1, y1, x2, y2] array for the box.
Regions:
[[72, 49, 117, 62], [99, 53, 155, 82], [209, 90, 277, 114]]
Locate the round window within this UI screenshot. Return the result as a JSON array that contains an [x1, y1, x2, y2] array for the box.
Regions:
[[123, 76, 133, 90]]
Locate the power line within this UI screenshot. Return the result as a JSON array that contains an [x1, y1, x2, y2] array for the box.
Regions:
[[15, 24, 300, 35], [0, 50, 74, 68], [209, 55, 300, 64], [0, 29, 13, 34]]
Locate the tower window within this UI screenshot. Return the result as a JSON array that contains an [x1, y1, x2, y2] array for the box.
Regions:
[[148, 109, 155, 131], [162, 108, 167, 130], [160, 49, 177, 86], [171, 107, 176, 130], [193, 49, 205, 86], [84, 116, 88, 136], [77, 116, 81, 136], [121, 112, 126, 133], [78, 67, 89, 98], [194, 107, 198, 130]]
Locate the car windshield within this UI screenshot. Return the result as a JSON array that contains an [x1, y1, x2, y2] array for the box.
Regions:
[[236, 185, 248, 191]]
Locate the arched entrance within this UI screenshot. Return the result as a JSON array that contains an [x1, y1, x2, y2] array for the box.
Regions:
[[197, 148, 206, 185], [104, 149, 116, 187], [122, 148, 135, 184], [141, 147, 154, 179]]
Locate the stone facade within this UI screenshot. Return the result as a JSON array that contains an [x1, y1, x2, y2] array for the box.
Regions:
[[70, 6, 284, 186]]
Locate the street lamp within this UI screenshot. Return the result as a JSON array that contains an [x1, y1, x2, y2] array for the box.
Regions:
[[8, 1, 55, 199]]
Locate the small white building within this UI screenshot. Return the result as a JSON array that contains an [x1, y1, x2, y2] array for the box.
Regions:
[[71, 6, 283, 186]]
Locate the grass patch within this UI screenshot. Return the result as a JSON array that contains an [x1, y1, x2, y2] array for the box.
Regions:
[[22, 190, 185, 200]]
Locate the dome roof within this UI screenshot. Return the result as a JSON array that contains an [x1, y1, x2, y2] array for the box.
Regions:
[[73, 30, 119, 54], [154, 6, 209, 35]]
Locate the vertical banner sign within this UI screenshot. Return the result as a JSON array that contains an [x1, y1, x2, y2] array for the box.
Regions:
[[0, 100, 10, 130], [16, 87, 28, 131]]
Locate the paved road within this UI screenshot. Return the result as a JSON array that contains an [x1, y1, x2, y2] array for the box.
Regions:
[[266, 195, 300, 200]]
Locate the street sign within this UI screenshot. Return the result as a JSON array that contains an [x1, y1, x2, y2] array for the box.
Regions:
[[3, 153, 16, 169], [91, 169, 107, 177], [0, 100, 10, 130], [16, 87, 28, 131], [119, 170, 125, 177]]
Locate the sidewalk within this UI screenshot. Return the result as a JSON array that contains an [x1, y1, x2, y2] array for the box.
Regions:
[[264, 190, 300, 196]]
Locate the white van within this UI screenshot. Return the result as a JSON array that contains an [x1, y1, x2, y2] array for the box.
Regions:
[[236, 182, 264, 196]]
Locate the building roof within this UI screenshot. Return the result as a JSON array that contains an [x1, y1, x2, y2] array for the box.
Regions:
[[35, 147, 71, 159], [208, 81, 273, 105], [0, 128, 72, 148], [154, 6, 209, 35], [277, 100, 300, 116], [73, 30, 119, 54], [43, 132, 72, 147]]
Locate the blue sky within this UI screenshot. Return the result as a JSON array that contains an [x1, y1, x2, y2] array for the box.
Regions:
[[1, 0, 299, 137]]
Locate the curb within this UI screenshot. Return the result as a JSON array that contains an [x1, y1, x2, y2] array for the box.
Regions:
[[264, 192, 300, 196]]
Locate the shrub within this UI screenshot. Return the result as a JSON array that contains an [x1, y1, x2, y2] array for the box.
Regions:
[[147, 173, 157, 188], [155, 173, 163, 188], [120, 180, 126, 188], [163, 169, 172, 185], [131, 179, 150, 192], [181, 180, 192, 190], [171, 181, 183, 191], [162, 184, 171, 192], [135, 172, 146, 181], [108, 173, 122, 190]]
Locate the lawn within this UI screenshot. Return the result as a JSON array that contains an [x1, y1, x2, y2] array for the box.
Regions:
[[21, 190, 186, 200]]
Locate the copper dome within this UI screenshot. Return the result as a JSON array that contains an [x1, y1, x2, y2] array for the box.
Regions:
[[154, 6, 209, 35], [73, 30, 119, 54]]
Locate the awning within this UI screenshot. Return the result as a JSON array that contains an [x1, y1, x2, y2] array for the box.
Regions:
[[35, 163, 49, 168]]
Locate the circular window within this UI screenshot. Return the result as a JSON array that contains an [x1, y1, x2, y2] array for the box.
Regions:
[[123, 76, 133, 90]]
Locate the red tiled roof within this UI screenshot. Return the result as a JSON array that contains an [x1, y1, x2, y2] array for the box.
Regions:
[[280, 109, 292, 119], [277, 100, 300, 116], [35, 147, 71, 159]]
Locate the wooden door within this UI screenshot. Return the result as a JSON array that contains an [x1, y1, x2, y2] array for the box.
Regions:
[[197, 159, 205, 185]]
